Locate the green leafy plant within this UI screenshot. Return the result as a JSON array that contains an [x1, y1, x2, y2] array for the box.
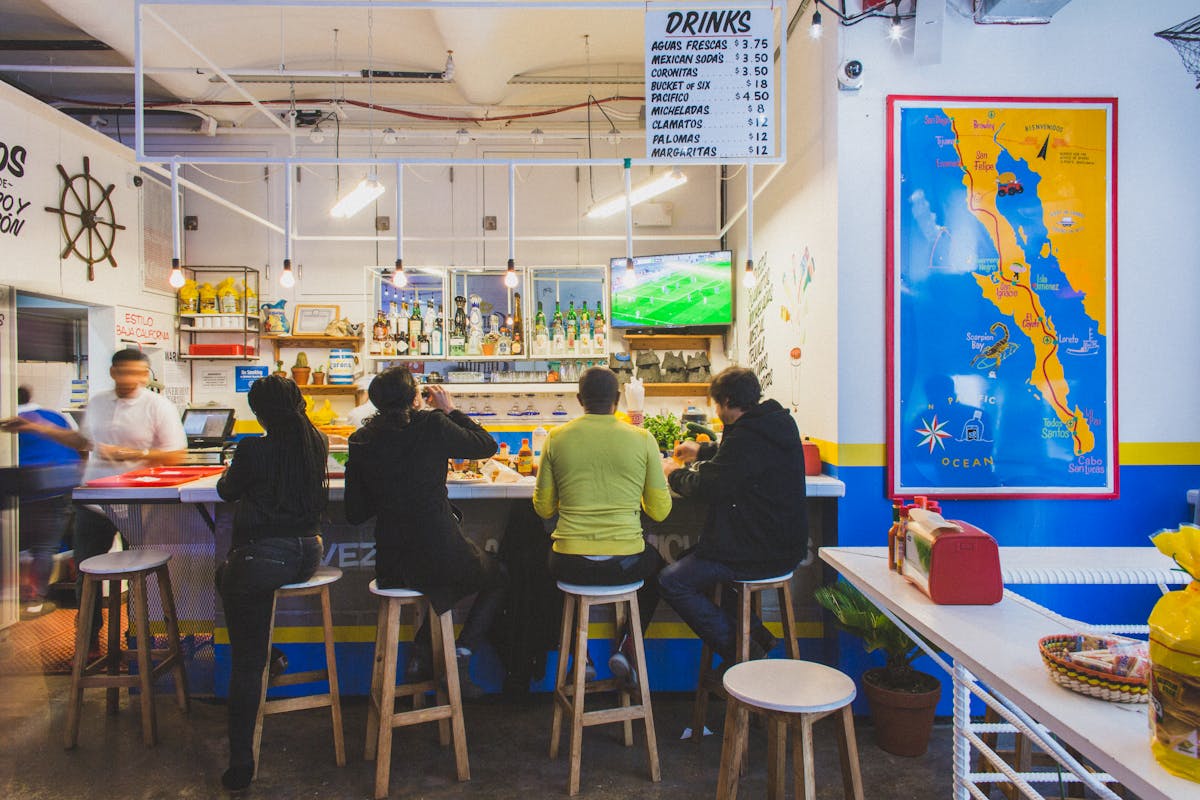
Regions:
[[643, 412, 682, 452], [313, 363, 325, 374], [814, 580, 938, 692]]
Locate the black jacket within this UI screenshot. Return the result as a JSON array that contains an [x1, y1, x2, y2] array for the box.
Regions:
[[667, 399, 807, 576], [344, 408, 497, 613], [216, 434, 327, 547]]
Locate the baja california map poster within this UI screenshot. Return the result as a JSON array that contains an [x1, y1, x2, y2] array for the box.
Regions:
[[886, 96, 1117, 498]]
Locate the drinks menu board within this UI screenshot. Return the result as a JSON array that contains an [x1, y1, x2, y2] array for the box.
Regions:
[[644, 8, 776, 161]]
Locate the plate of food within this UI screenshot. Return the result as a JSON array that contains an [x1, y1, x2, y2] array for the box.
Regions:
[[446, 471, 487, 485]]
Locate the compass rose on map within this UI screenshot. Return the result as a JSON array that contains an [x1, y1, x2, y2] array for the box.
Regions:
[[915, 416, 952, 453]]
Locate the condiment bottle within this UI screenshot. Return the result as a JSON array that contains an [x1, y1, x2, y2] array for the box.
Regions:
[[516, 438, 534, 476]]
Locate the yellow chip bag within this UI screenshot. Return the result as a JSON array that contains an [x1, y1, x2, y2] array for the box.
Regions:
[[1149, 524, 1200, 782]]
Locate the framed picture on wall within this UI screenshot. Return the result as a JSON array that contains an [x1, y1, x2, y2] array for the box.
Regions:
[[292, 304, 340, 335], [885, 95, 1118, 499]]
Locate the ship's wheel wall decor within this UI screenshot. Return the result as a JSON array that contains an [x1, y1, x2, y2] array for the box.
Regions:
[[44, 156, 126, 281]]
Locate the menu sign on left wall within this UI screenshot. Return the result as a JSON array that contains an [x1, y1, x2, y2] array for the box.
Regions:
[[644, 8, 776, 160], [0, 139, 31, 238]]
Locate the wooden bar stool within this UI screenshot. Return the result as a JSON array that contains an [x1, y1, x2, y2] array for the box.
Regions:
[[716, 660, 863, 800], [365, 580, 468, 800], [692, 572, 801, 741], [251, 565, 345, 774], [64, 549, 189, 749], [549, 581, 660, 796]]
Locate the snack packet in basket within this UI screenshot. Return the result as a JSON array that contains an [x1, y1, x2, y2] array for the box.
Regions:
[[1148, 524, 1200, 782]]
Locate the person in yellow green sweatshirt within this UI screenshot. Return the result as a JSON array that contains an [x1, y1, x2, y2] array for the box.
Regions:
[[533, 366, 672, 685]]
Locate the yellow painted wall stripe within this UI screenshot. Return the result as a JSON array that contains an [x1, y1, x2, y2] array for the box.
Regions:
[[808, 441, 1198, 468], [215, 621, 824, 645]]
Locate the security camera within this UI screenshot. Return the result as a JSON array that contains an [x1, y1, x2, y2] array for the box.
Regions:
[[127, 173, 144, 189], [838, 59, 864, 91]]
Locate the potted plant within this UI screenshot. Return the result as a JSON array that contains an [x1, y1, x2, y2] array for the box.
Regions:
[[273, 360, 287, 378], [311, 363, 327, 385], [291, 352, 312, 385], [814, 580, 941, 757]]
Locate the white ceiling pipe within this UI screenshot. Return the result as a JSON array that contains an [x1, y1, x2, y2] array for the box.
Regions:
[[137, 155, 781, 167], [292, 234, 719, 242], [136, 0, 778, 10]]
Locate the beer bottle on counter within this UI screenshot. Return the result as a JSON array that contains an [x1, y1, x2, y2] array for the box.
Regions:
[[432, 315, 444, 356], [516, 438, 534, 476], [371, 310, 388, 355], [408, 299, 423, 342], [593, 305, 606, 351], [424, 299, 436, 336]]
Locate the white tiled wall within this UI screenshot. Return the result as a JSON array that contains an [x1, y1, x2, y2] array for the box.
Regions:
[[17, 361, 79, 412]]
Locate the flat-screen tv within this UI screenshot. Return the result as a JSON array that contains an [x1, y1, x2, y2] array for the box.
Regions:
[[609, 249, 733, 331]]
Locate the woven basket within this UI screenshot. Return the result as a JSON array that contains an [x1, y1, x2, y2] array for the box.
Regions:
[[1038, 634, 1148, 703]]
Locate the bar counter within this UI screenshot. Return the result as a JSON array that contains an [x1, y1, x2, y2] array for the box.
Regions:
[[74, 470, 845, 696]]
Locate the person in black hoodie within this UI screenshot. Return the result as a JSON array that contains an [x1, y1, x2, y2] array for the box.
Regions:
[[345, 366, 506, 698], [215, 375, 327, 791], [659, 366, 807, 663]]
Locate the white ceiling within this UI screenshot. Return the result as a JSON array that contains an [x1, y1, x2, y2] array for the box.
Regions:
[[0, 0, 674, 140]]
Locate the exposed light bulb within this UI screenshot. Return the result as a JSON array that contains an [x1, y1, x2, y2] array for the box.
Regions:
[[504, 258, 519, 288], [442, 50, 455, 81], [889, 10, 904, 41], [455, 128, 471, 145], [606, 125, 621, 145], [625, 257, 635, 274], [382, 128, 398, 145], [505, 315, 514, 327], [392, 259, 407, 288], [308, 126, 325, 144], [530, 128, 545, 145], [280, 258, 296, 288], [809, 8, 823, 40], [168, 258, 185, 289], [743, 260, 756, 289]]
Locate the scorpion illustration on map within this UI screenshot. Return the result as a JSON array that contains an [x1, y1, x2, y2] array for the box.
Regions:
[[970, 321, 1019, 371]]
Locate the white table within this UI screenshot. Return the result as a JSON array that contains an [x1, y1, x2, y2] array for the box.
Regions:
[[819, 547, 1194, 800]]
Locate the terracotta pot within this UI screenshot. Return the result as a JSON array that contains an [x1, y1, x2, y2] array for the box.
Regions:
[[311, 372, 326, 385], [291, 366, 311, 386], [861, 667, 941, 757]]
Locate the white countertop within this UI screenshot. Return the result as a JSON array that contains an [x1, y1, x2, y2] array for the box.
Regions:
[[75, 471, 845, 504], [819, 546, 1193, 800]]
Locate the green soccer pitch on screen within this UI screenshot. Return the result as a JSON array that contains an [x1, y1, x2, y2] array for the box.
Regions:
[[608, 250, 733, 330]]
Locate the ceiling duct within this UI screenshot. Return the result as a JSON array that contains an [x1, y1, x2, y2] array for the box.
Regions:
[[972, 0, 1074, 24]]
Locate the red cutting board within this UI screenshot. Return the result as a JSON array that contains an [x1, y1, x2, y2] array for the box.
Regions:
[[86, 465, 226, 488]]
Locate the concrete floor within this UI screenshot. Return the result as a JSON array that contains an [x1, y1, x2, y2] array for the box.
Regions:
[[0, 674, 954, 799]]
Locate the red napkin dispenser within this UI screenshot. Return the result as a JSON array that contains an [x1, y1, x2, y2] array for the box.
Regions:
[[802, 439, 821, 476], [901, 509, 1002, 605]]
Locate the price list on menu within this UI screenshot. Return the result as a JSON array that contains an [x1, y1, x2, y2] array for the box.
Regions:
[[644, 8, 776, 160]]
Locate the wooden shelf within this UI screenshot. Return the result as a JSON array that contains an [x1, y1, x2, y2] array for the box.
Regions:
[[295, 384, 362, 397], [644, 382, 710, 397], [623, 334, 715, 352], [263, 335, 363, 363]]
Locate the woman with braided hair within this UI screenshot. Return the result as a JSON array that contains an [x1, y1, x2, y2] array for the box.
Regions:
[[346, 366, 506, 699], [215, 375, 327, 791]]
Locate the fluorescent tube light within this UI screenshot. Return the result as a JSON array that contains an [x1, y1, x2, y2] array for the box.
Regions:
[[585, 169, 686, 220], [330, 174, 385, 219]]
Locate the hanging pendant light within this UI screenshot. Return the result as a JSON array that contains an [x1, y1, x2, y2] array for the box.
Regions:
[[168, 161, 185, 287]]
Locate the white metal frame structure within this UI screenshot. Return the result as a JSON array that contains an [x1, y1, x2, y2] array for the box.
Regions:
[[819, 546, 1193, 800]]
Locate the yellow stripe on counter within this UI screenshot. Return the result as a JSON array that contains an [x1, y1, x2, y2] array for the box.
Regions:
[[215, 621, 824, 644], [808, 440, 1199, 468]]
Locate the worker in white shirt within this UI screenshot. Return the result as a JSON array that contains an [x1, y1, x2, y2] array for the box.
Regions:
[[2, 349, 186, 650]]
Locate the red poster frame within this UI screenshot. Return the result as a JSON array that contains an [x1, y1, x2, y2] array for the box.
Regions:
[[884, 95, 1119, 500]]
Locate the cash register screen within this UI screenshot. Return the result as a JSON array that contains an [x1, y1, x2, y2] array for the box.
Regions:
[[181, 408, 235, 447]]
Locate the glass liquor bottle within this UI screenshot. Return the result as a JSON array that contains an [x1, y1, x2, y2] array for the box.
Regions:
[[371, 310, 388, 355], [432, 315, 444, 356], [423, 299, 436, 336], [593, 305, 606, 352], [408, 298, 423, 343], [418, 331, 430, 356], [450, 296, 467, 356], [534, 301, 548, 355], [579, 301, 592, 354]]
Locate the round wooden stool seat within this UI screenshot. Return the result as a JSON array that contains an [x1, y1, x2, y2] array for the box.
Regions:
[[556, 580, 644, 596], [368, 579, 424, 598], [716, 661, 864, 800], [280, 565, 342, 591], [723, 660, 856, 714], [736, 571, 794, 585], [79, 549, 171, 574]]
